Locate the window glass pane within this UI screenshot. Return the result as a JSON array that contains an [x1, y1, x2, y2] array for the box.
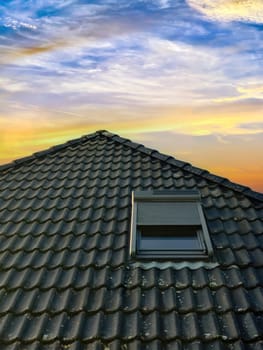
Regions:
[[138, 225, 202, 251]]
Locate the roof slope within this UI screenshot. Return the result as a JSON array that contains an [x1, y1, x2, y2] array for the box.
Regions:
[[0, 130, 262, 349]]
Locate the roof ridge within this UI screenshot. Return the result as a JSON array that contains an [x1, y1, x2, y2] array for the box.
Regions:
[[0, 129, 262, 201], [99, 131, 263, 202]]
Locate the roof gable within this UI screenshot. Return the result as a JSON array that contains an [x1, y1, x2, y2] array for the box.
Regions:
[[0, 130, 262, 349]]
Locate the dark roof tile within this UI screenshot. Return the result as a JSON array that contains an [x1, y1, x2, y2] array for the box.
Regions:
[[222, 268, 243, 289], [195, 287, 214, 312], [238, 313, 262, 341], [181, 313, 199, 340], [175, 288, 192, 313], [81, 312, 102, 341], [0, 313, 28, 343], [249, 287, 263, 312], [242, 267, 262, 289], [249, 248, 263, 267], [192, 268, 209, 289], [217, 248, 237, 266], [248, 340, 263, 350], [214, 287, 233, 313], [174, 268, 192, 289], [32, 289, 56, 314], [218, 312, 240, 340]]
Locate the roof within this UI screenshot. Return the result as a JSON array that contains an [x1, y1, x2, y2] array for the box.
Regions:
[[0, 130, 262, 349]]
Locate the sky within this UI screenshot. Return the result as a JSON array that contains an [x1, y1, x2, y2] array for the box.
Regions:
[[0, 0, 262, 192]]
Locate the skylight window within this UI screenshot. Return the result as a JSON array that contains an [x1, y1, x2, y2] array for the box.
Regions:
[[130, 190, 213, 259]]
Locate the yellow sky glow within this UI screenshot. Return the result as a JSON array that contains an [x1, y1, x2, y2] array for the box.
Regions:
[[1, 104, 262, 192]]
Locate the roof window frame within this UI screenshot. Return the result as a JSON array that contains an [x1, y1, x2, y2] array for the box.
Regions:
[[130, 190, 213, 259]]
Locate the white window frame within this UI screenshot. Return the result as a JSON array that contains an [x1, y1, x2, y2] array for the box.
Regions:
[[130, 190, 213, 259]]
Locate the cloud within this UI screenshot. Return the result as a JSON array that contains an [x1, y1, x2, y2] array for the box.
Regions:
[[238, 122, 263, 131], [238, 84, 263, 95], [1, 94, 262, 141], [0, 77, 30, 92], [1, 17, 37, 30], [0, 2, 154, 65], [0, 40, 69, 64], [1, 30, 262, 123], [187, 0, 263, 23], [3, 0, 263, 109], [214, 82, 263, 102], [153, 0, 171, 9]]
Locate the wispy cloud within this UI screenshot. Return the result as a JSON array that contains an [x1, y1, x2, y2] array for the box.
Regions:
[[1, 33, 262, 110], [214, 82, 263, 102], [238, 122, 263, 131]]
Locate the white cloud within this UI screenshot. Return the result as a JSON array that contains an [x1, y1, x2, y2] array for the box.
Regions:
[[36, 37, 223, 105], [0, 77, 30, 92], [1, 34, 261, 109], [155, 0, 171, 9], [2, 16, 37, 30]]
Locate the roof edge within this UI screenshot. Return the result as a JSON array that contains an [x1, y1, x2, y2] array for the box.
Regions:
[[0, 129, 262, 201], [0, 130, 103, 173], [100, 131, 263, 202]]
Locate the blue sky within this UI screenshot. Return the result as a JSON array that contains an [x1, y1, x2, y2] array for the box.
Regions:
[[0, 0, 263, 191]]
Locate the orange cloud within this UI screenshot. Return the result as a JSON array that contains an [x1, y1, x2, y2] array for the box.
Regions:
[[18, 42, 67, 56], [0, 40, 68, 64]]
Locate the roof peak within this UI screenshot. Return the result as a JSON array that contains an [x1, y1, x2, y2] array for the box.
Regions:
[[0, 130, 262, 201]]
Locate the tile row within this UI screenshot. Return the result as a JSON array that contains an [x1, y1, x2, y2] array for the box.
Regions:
[[0, 266, 262, 291], [2, 339, 263, 350], [0, 246, 262, 269], [0, 219, 128, 237], [0, 285, 262, 316], [0, 310, 262, 343], [0, 247, 127, 270], [0, 230, 262, 254], [0, 232, 127, 253]]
